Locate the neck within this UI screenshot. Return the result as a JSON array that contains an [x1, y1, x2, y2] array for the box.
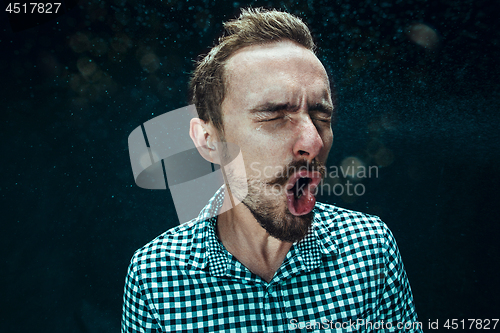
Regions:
[[217, 193, 292, 283]]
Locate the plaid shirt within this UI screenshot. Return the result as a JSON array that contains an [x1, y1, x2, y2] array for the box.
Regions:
[[122, 187, 421, 332]]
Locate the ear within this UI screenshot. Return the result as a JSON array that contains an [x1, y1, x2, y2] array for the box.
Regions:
[[189, 118, 221, 164]]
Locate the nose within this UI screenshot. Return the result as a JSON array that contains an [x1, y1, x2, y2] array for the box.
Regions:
[[292, 115, 324, 162]]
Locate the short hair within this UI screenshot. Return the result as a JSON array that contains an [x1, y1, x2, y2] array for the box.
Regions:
[[189, 8, 316, 134]]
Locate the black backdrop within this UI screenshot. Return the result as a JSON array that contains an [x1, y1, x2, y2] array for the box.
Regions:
[[1, 0, 499, 332]]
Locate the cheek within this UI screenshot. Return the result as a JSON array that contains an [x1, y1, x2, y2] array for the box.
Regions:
[[325, 131, 334, 148], [227, 121, 295, 166], [242, 140, 288, 176], [245, 130, 285, 153], [319, 129, 334, 157], [259, 138, 292, 164]]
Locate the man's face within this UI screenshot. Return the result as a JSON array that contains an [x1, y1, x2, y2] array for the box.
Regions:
[[220, 40, 334, 242]]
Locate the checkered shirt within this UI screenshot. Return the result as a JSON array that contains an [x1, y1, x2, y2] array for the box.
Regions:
[[122, 187, 421, 332]]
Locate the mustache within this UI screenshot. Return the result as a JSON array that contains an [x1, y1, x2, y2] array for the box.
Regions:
[[266, 159, 326, 186]]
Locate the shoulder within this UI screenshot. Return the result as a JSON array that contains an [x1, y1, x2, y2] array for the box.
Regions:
[[314, 201, 392, 245], [127, 218, 202, 277]]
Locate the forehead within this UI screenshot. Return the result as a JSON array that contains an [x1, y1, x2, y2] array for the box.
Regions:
[[223, 41, 331, 108]]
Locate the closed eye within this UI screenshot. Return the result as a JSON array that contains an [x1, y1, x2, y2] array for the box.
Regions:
[[311, 115, 332, 124], [309, 102, 334, 124], [261, 116, 284, 122], [312, 117, 331, 123], [256, 110, 286, 122]]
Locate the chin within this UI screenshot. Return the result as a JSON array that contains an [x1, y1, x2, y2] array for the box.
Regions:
[[237, 167, 320, 243], [243, 196, 314, 243]]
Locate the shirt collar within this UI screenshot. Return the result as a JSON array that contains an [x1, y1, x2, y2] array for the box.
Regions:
[[188, 186, 228, 274], [188, 187, 339, 276]]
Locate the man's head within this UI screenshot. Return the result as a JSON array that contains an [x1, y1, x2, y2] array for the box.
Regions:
[[189, 7, 316, 136], [189, 8, 334, 242]]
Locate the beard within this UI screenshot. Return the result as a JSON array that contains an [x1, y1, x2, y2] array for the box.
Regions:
[[243, 187, 314, 243], [227, 159, 325, 243]]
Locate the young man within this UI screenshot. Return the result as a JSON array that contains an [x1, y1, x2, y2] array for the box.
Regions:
[[122, 8, 421, 332]]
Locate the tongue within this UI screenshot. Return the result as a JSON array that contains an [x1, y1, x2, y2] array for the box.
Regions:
[[287, 186, 316, 216]]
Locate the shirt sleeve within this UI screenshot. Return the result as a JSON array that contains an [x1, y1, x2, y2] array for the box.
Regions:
[[376, 223, 423, 332], [121, 257, 160, 333]]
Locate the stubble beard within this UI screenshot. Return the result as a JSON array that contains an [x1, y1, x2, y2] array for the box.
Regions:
[[225, 159, 325, 243], [242, 179, 314, 243]]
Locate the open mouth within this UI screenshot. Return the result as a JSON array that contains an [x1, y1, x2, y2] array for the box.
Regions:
[[290, 176, 311, 199], [285, 170, 322, 216]]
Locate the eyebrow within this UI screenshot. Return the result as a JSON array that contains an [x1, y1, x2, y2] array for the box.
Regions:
[[250, 102, 296, 113]]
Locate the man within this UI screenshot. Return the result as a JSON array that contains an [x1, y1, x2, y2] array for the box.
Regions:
[[122, 8, 421, 332]]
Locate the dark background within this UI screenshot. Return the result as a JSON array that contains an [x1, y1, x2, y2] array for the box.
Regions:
[[1, 0, 499, 332]]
